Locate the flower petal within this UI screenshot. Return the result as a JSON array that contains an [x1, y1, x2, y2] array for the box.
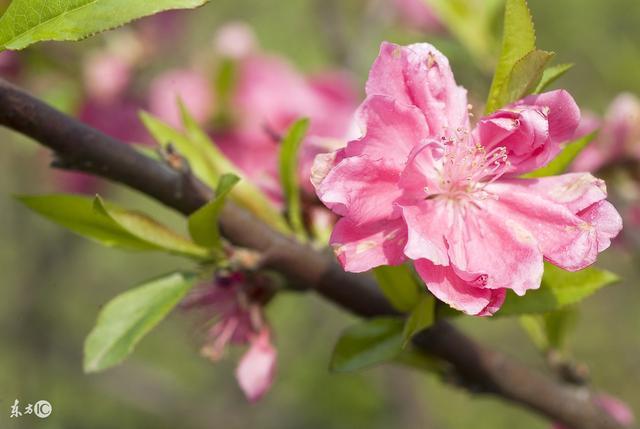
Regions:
[[415, 260, 506, 316], [366, 42, 469, 136], [578, 200, 622, 253], [401, 200, 450, 266], [235, 329, 277, 403], [345, 95, 430, 170], [316, 156, 403, 224], [445, 203, 544, 295], [331, 217, 407, 272]]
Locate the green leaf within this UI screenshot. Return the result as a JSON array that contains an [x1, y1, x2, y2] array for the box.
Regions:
[[497, 49, 555, 107], [0, 0, 210, 51], [18, 194, 156, 251], [523, 131, 597, 178], [17, 194, 209, 258], [373, 265, 421, 312], [93, 196, 210, 259], [279, 118, 310, 240], [84, 272, 197, 372], [140, 109, 291, 235], [426, 0, 503, 72], [393, 348, 446, 374], [485, 0, 536, 113], [535, 63, 574, 93], [519, 315, 549, 349], [402, 294, 435, 347], [188, 173, 240, 249], [330, 317, 404, 373], [499, 263, 619, 316]]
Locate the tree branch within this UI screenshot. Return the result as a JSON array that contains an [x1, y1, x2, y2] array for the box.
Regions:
[[0, 79, 627, 429]]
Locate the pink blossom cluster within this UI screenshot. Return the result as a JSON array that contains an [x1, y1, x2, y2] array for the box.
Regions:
[[182, 272, 276, 402], [313, 42, 622, 316]]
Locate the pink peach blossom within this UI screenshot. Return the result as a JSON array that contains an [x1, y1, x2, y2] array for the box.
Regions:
[[572, 93, 640, 172], [83, 52, 132, 103], [393, 0, 445, 33], [216, 53, 358, 201], [213, 22, 258, 59], [552, 394, 634, 429], [148, 69, 215, 128], [182, 273, 276, 402], [313, 42, 622, 316]]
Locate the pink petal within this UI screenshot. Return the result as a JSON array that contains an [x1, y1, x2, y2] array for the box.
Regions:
[[345, 95, 431, 170], [515, 90, 581, 143], [148, 69, 214, 128], [415, 260, 506, 316], [213, 22, 257, 59], [400, 200, 450, 266], [366, 42, 469, 137], [594, 394, 635, 427], [476, 90, 581, 174], [444, 202, 544, 295], [486, 174, 621, 271], [331, 217, 407, 272], [235, 329, 277, 403], [317, 156, 403, 224], [578, 200, 622, 253]]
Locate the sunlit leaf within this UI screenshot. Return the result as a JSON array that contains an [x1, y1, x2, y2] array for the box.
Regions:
[[523, 131, 597, 178], [84, 272, 197, 372], [188, 173, 240, 249], [498, 49, 555, 106], [373, 265, 421, 312], [93, 196, 210, 259], [330, 318, 404, 373], [535, 63, 574, 93], [279, 118, 310, 240], [499, 263, 619, 316], [485, 0, 536, 113], [0, 0, 210, 51]]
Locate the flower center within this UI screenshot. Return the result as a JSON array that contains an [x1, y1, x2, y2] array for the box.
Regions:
[[428, 128, 510, 202]]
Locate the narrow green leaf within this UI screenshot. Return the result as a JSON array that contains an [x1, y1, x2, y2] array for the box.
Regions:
[[18, 194, 157, 251], [330, 318, 404, 373], [498, 49, 555, 107], [402, 294, 435, 347], [535, 63, 574, 93], [84, 272, 197, 372], [188, 174, 240, 249], [93, 196, 210, 259], [498, 263, 619, 316], [518, 315, 549, 349], [426, 0, 502, 72], [0, 0, 210, 51], [523, 131, 597, 178], [373, 265, 421, 312], [279, 118, 310, 240], [486, 0, 536, 113]]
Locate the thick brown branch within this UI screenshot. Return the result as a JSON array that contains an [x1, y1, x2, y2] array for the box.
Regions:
[[0, 79, 627, 429]]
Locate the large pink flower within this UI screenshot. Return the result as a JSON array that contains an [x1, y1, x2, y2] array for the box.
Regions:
[[313, 42, 622, 316]]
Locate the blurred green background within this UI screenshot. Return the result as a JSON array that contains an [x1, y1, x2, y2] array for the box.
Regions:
[[1, 0, 639, 428]]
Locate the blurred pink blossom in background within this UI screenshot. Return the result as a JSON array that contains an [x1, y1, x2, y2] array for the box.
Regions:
[[572, 93, 640, 172], [313, 42, 622, 315], [393, 0, 444, 33], [552, 394, 634, 429], [182, 273, 277, 402], [148, 68, 215, 128]]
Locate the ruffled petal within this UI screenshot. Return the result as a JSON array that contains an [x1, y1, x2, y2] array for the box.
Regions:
[[415, 260, 506, 316], [400, 200, 450, 266], [366, 42, 469, 136], [235, 329, 277, 403], [331, 217, 407, 272], [444, 203, 544, 295], [345, 95, 430, 170], [316, 156, 403, 224]]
